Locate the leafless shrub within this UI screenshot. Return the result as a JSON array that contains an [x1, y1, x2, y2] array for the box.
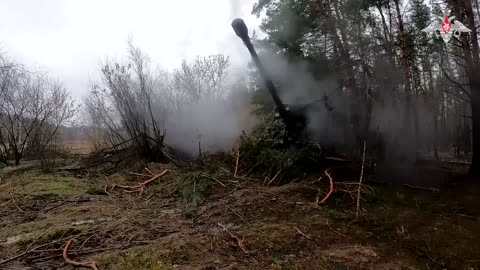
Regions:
[[0, 54, 78, 166], [85, 39, 167, 161], [85, 39, 234, 161]]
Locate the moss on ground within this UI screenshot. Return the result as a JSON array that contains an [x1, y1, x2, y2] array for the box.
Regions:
[[0, 172, 117, 243], [240, 223, 308, 254], [19, 175, 89, 197], [0, 173, 94, 201], [1, 202, 119, 241], [14, 226, 82, 246], [96, 243, 173, 270]]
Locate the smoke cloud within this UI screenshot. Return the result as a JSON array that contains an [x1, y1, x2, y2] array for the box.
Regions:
[[163, 86, 257, 157]]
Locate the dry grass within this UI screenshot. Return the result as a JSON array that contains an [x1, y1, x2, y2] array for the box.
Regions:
[[62, 140, 93, 155]]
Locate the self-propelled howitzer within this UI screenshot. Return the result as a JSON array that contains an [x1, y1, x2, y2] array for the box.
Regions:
[[231, 18, 307, 146]]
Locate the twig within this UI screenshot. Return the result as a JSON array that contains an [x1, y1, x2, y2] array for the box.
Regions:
[[448, 251, 480, 262], [144, 167, 155, 176], [337, 182, 374, 190], [78, 233, 96, 251], [127, 171, 151, 177], [0, 227, 106, 265], [201, 174, 227, 187], [24, 229, 48, 254], [217, 223, 248, 253], [0, 236, 72, 265], [401, 184, 439, 192], [113, 169, 170, 192], [326, 219, 351, 239], [104, 184, 111, 197], [63, 240, 99, 270], [294, 226, 312, 239], [317, 169, 334, 204], [225, 204, 246, 223], [43, 199, 90, 213], [356, 140, 366, 218], [10, 190, 23, 213], [316, 144, 322, 154], [29, 242, 152, 263], [234, 148, 240, 177], [267, 169, 282, 185]]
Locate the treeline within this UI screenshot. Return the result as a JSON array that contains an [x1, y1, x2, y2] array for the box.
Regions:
[[249, 0, 479, 174]]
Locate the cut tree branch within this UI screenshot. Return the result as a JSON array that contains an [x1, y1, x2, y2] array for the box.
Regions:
[[63, 240, 99, 270], [113, 169, 170, 192], [317, 169, 334, 204]]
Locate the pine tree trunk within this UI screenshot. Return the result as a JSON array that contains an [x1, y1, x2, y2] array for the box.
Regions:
[[469, 73, 480, 174], [428, 66, 439, 160], [394, 0, 417, 159], [314, 0, 361, 143], [451, 0, 480, 175], [434, 110, 440, 160]]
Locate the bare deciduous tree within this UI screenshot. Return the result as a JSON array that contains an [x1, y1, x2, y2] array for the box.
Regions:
[[172, 54, 231, 104], [0, 54, 77, 166], [86, 40, 167, 161]]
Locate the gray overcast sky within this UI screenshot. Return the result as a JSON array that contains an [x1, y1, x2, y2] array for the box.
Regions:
[[0, 0, 262, 100]]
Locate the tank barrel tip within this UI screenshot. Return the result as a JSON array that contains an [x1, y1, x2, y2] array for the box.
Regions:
[[231, 18, 249, 40]]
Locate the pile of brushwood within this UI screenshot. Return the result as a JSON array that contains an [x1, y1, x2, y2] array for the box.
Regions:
[[230, 113, 325, 185]]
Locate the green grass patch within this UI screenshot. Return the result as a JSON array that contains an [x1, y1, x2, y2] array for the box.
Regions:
[[23, 175, 88, 197]]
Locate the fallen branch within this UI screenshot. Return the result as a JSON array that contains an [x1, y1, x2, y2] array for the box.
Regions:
[[113, 169, 170, 192], [447, 161, 471, 165], [201, 174, 227, 187], [104, 185, 112, 197], [144, 167, 154, 176], [337, 182, 374, 191], [356, 140, 366, 218], [326, 219, 351, 239], [0, 235, 74, 265], [294, 226, 312, 239], [0, 226, 108, 265], [317, 169, 334, 204], [401, 184, 439, 192], [267, 169, 282, 185], [217, 223, 248, 253], [11, 192, 24, 213], [234, 148, 240, 177], [29, 242, 151, 263], [127, 171, 151, 177], [63, 240, 99, 270], [44, 199, 91, 213], [324, 156, 351, 162]]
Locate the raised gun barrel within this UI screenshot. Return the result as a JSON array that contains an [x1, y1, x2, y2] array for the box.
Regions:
[[231, 19, 287, 115], [231, 18, 306, 145]]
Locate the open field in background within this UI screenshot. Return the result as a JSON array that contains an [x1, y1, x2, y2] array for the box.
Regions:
[[62, 140, 93, 156], [0, 156, 479, 270]]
